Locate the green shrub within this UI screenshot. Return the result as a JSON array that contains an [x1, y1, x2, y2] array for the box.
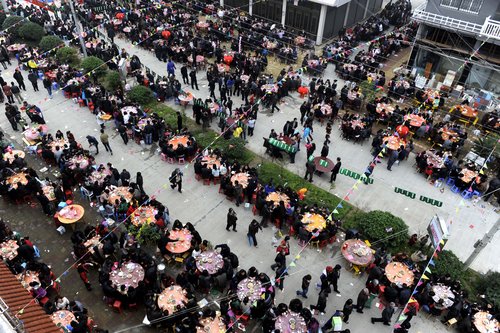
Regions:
[[350, 210, 408, 247], [81, 56, 107, 77], [476, 271, 500, 308], [127, 85, 155, 105], [129, 223, 161, 245], [56, 47, 80, 67], [18, 22, 45, 42], [2, 16, 25, 34], [102, 71, 123, 91], [39, 35, 63, 52], [433, 250, 465, 280]]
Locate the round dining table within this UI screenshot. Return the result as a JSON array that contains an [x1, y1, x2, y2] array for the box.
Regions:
[[6, 172, 28, 189], [196, 250, 224, 275], [121, 106, 138, 115], [266, 192, 290, 207], [431, 284, 455, 309], [131, 206, 158, 226], [110, 262, 145, 289], [23, 125, 48, 141], [313, 156, 334, 173], [42, 185, 56, 201], [17, 270, 40, 290], [237, 277, 263, 302], [3, 150, 25, 163], [68, 155, 90, 170], [168, 135, 189, 150], [88, 168, 112, 185], [158, 285, 188, 314], [166, 229, 193, 254], [473, 311, 499, 333], [108, 186, 133, 204], [341, 239, 374, 267], [376, 103, 395, 114], [51, 310, 76, 328], [301, 213, 327, 232], [383, 136, 406, 150], [201, 155, 221, 168], [455, 105, 478, 118], [57, 205, 85, 225], [47, 139, 68, 152], [196, 314, 226, 333], [385, 262, 414, 286], [83, 235, 102, 254], [460, 168, 479, 183], [230, 172, 250, 188], [275, 311, 307, 332], [350, 119, 365, 129], [0, 239, 19, 261], [404, 114, 426, 127], [440, 128, 459, 142], [187, 55, 205, 64], [8, 43, 26, 52], [196, 21, 210, 29]]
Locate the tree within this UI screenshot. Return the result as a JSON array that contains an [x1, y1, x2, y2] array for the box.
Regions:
[[56, 47, 80, 67], [102, 71, 123, 92], [81, 56, 107, 77], [2, 16, 25, 36], [127, 85, 155, 105], [350, 210, 409, 247], [18, 22, 46, 43], [39, 35, 63, 52]]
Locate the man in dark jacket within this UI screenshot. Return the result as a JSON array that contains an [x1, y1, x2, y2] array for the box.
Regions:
[[304, 158, 316, 182], [86, 135, 99, 154], [247, 219, 262, 247], [371, 302, 395, 325], [28, 71, 39, 91], [330, 157, 342, 183], [13, 69, 26, 91], [270, 249, 286, 271]]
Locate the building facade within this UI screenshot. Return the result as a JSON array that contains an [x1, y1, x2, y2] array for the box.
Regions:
[[222, 0, 383, 44], [411, 0, 500, 95]]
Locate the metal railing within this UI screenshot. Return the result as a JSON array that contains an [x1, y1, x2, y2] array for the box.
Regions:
[[0, 298, 24, 333], [480, 16, 500, 40], [412, 3, 500, 41]]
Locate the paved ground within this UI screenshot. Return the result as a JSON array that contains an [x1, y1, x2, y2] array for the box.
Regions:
[[110, 35, 500, 274], [0, 7, 497, 332], [0, 56, 455, 333]]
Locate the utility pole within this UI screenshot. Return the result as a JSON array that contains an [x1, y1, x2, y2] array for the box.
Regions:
[[463, 217, 500, 269], [68, 0, 87, 57]]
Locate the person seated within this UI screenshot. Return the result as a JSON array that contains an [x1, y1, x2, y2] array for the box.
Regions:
[[201, 164, 212, 180]]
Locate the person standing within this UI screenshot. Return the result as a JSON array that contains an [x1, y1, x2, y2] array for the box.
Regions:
[[118, 123, 129, 145], [143, 120, 154, 144], [136, 172, 144, 193], [43, 76, 52, 98], [387, 148, 398, 171], [304, 157, 316, 182], [371, 302, 395, 326], [100, 129, 113, 155], [355, 288, 370, 313], [310, 289, 328, 315], [2, 83, 14, 104], [275, 265, 288, 291], [5, 104, 20, 131], [169, 168, 183, 193], [330, 157, 342, 183], [247, 219, 262, 247], [189, 69, 199, 90], [167, 59, 176, 76], [180, 65, 189, 85], [28, 71, 39, 91], [296, 274, 312, 298], [10, 82, 23, 104], [247, 117, 255, 136], [86, 135, 99, 154], [13, 69, 26, 91], [226, 208, 237, 231], [364, 160, 377, 185], [270, 249, 286, 271], [342, 299, 354, 323], [330, 264, 341, 294]]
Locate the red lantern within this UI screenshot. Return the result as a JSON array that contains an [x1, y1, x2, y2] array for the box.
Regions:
[[162, 30, 171, 39], [115, 12, 125, 20]]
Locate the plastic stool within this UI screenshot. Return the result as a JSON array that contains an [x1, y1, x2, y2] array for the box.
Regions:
[[450, 185, 460, 193], [446, 178, 455, 186], [461, 190, 473, 200]]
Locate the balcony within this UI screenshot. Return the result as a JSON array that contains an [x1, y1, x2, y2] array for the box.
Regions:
[[412, 3, 500, 42]]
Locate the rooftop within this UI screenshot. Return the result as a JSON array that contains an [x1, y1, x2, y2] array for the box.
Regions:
[[0, 263, 60, 333]]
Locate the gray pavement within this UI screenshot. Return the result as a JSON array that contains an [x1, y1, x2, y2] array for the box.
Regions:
[[0, 38, 493, 333], [110, 34, 500, 274]]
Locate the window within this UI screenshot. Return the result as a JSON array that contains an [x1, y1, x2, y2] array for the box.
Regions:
[[440, 0, 483, 13]]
